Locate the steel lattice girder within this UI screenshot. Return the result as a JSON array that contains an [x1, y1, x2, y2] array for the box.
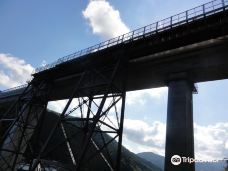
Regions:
[[0, 57, 128, 171], [0, 81, 51, 171]]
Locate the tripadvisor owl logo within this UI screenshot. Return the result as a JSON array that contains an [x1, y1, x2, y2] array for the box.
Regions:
[[170, 155, 226, 165], [171, 155, 182, 165]]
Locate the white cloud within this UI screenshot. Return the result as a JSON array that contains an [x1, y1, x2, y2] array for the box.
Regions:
[[225, 141, 228, 149], [0, 53, 34, 89], [48, 98, 84, 116], [126, 87, 168, 105], [0, 54, 69, 115], [123, 119, 166, 156], [82, 0, 129, 39], [48, 100, 68, 114], [122, 119, 228, 160], [194, 122, 228, 160], [48, 98, 96, 117]]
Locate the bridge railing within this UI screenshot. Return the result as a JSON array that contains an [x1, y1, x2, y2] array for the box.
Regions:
[[0, 84, 27, 96], [1, 0, 227, 94], [34, 0, 228, 74]]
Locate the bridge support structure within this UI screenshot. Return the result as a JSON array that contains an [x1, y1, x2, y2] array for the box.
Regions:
[[0, 57, 128, 171], [0, 81, 50, 171], [164, 74, 195, 171]]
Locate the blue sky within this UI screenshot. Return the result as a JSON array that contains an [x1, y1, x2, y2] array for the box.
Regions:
[[0, 0, 228, 161], [0, 0, 210, 66]]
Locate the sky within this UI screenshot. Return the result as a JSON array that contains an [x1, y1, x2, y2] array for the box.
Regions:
[[0, 0, 228, 161]]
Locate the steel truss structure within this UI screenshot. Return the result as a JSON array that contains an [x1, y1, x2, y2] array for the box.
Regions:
[[0, 80, 51, 171], [0, 57, 128, 171]]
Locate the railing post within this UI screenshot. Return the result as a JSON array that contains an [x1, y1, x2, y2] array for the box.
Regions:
[[86, 47, 90, 53], [222, 0, 225, 10], [122, 34, 125, 42], [131, 31, 134, 40], [170, 16, 173, 28], [117, 36, 120, 44], [212, 1, 215, 11], [79, 50, 83, 56], [97, 43, 102, 50], [143, 26, 146, 35], [203, 4, 206, 17], [106, 40, 110, 48], [186, 10, 188, 22], [156, 22, 159, 33]]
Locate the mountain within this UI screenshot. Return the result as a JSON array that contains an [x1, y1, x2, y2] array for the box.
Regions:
[[137, 152, 227, 171], [138, 152, 164, 170], [24, 110, 162, 171], [121, 148, 162, 171], [195, 162, 227, 171]]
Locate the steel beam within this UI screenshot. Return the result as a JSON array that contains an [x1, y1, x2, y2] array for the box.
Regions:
[[0, 82, 50, 171]]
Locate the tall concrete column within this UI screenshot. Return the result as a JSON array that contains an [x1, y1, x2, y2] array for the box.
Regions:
[[164, 78, 195, 171]]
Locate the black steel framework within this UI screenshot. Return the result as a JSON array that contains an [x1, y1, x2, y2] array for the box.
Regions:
[[0, 57, 128, 171], [0, 0, 227, 95], [0, 80, 51, 171], [1, 0, 227, 171]]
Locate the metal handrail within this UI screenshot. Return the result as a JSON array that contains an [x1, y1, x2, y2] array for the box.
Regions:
[[0, 84, 27, 93], [34, 0, 228, 74], [1, 0, 228, 94]]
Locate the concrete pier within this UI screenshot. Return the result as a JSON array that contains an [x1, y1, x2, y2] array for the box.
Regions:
[[164, 79, 195, 171]]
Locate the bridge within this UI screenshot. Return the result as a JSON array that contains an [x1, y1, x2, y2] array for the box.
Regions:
[[0, 0, 228, 170]]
